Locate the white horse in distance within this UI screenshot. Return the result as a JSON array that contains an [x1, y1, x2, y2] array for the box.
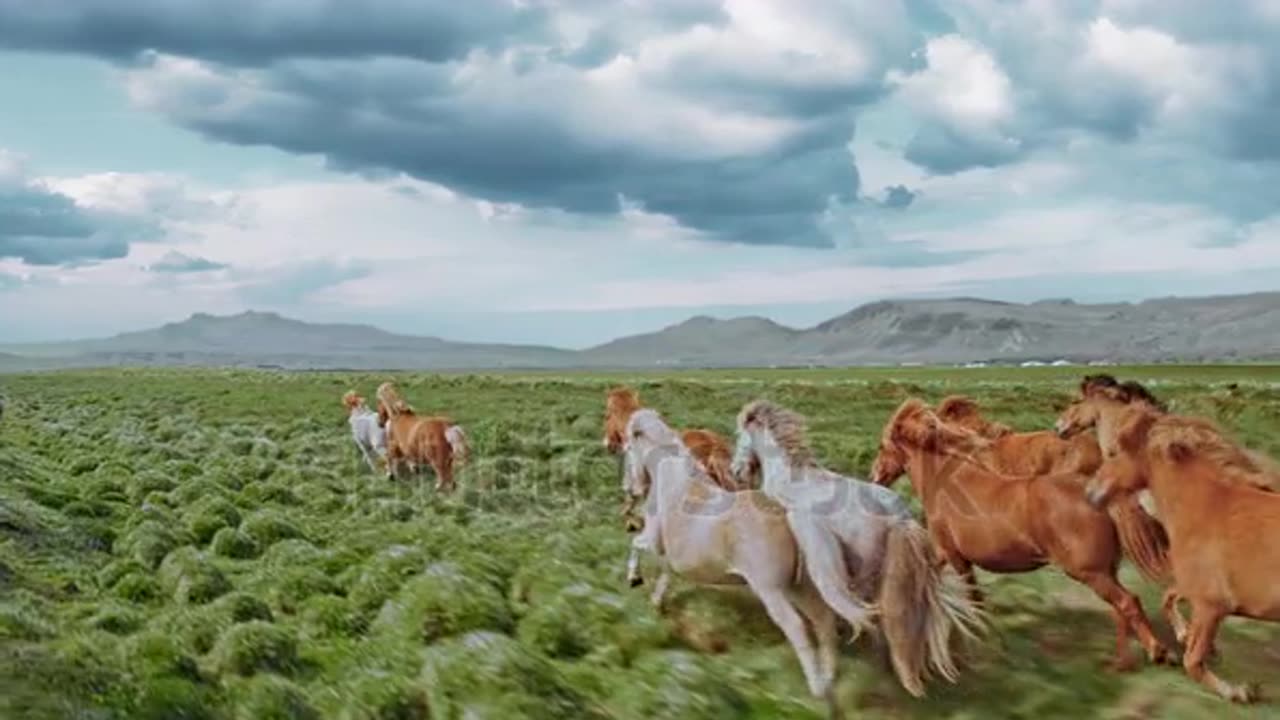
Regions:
[[342, 391, 386, 473]]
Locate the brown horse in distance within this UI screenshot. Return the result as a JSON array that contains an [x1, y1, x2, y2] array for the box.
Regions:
[[376, 381, 470, 492], [1086, 403, 1280, 703], [871, 399, 1173, 672], [603, 386, 742, 491]]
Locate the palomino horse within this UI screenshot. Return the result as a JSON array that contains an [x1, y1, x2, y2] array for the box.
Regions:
[[342, 390, 386, 473], [621, 408, 842, 704], [1085, 404, 1280, 703], [730, 400, 985, 698], [871, 399, 1173, 672], [936, 395, 1169, 588], [1057, 383, 1279, 654], [375, 381, 470, 492], [603, 386, 745, 530]]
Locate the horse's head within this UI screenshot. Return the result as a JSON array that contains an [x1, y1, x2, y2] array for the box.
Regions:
[[1055, 396, 1099, 438], [342, 391, 364, 412], [602, 387, 640, 454], [872, 399, 982, 485], [871, 399, 932, 485], [621, 408, 679, 501], [1085, 409, 1156, 508], [731, 400, 809, 486]]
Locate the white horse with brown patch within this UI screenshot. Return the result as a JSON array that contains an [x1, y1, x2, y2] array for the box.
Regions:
[[730, 399, 986, 698], [622, 408, 845, 705]]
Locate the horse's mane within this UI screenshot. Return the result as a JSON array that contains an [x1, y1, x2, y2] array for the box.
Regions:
[[342, 390, 365, 411], [376, 382, 414, 421], [1083, 374, 1167, 411], [628, 408, 683, 448], [606, 387, 641, 416], [886, 398, 990, 456], [1116, 405, 1280, 491], [738, 399, 814, 467], [935, 395, 1012, 439]]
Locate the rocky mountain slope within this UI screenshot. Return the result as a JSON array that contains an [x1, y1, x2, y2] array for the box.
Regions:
[[2, 292, 1277, 370]]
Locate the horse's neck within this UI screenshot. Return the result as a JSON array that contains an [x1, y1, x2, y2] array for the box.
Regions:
[[905, 445, 977, 504], [646, 445, 699, 513], [759, 452, 806, 494]]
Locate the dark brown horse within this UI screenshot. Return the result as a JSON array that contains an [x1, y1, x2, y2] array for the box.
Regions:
[[871, 399, 1173, 671]]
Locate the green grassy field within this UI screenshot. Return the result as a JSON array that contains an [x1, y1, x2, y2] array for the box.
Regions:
[[1, 366, 1278, 719]]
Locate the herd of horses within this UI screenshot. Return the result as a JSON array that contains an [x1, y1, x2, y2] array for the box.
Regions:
[[345, 374, 1279, 710]]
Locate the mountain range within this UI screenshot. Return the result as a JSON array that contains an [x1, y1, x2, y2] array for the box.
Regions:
[[2, 291, 1278, 371]]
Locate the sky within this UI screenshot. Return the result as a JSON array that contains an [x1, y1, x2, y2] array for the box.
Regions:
[[1, 0, 1279, 349]]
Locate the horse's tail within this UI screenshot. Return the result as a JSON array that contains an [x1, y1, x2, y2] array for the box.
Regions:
[[786, 515, 879, 640], [878, 520, 987, 698], [1107, 495, 1171, 584], [445, 424, 470, 466]]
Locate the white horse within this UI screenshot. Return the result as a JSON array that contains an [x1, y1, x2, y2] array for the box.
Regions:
[[622, 408, 843, 703], [342, 391, 386, 473], [730, 399, 985, 698]]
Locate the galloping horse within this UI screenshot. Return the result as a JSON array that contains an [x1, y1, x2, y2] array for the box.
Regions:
[[1085, 404, 1280, 703], [1057, 377, 1280, 492], [621, 407, 843, 704], [342, 390, 386, 473], [603, 386, 744, 530], [375, 381, 470, 492], [730, 400, 985, 698], [871, 399, 1172, 672], [936, 395, 1169, 588]]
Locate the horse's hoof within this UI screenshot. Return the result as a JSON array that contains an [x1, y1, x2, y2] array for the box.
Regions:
[[629, 576, 643, 588], [1229, 683, 1260, 704]]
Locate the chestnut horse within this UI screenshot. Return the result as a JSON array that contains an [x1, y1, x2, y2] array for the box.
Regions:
[[375, 381, 470, 492], [871, 399, 1173, 671], [1086, 404, 1280, 703], [936, 395, 1168, 587]]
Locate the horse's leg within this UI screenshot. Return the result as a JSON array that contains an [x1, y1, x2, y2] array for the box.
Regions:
[[750, 581, 830, 700], [790, 583, 841, 691], [360, 443, 378, 473], [1071, 570, 1172, 670], [1183, 601, 1255, 703], [787, 516, 878, 637], [627, 520, 660, 587], [1163, 588, 1190, 645], [649, 570, 671, 611]]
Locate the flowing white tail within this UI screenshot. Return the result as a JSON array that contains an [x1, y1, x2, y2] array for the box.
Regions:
[[445, 425, 470, 466]]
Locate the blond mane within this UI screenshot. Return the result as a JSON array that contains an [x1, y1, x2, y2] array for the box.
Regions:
[[606, 387, 641, 416], [738, 399, 814, 467], [342, 390, 365, 411], [376, 381, 414, 423], [1117, 405, 1280, 492]]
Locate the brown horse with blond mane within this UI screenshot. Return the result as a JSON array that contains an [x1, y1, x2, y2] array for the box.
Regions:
[[871, 398, 1173, 672], [603, 386, 744, 528], [1085, 402, 1280, 703], [375, 381, 470, 492]]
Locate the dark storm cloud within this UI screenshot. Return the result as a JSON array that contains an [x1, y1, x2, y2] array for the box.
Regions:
[[0, 0, 548, 65], [0, 183, 154, 265], [0, 0, 963, 250]]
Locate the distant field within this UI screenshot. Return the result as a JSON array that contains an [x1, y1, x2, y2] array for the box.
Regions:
[[1, 367, 1278, 719]]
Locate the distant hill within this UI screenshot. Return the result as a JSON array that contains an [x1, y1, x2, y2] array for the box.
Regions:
[[2, 292, 1278, 371], [0, 310, 576, 370]]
